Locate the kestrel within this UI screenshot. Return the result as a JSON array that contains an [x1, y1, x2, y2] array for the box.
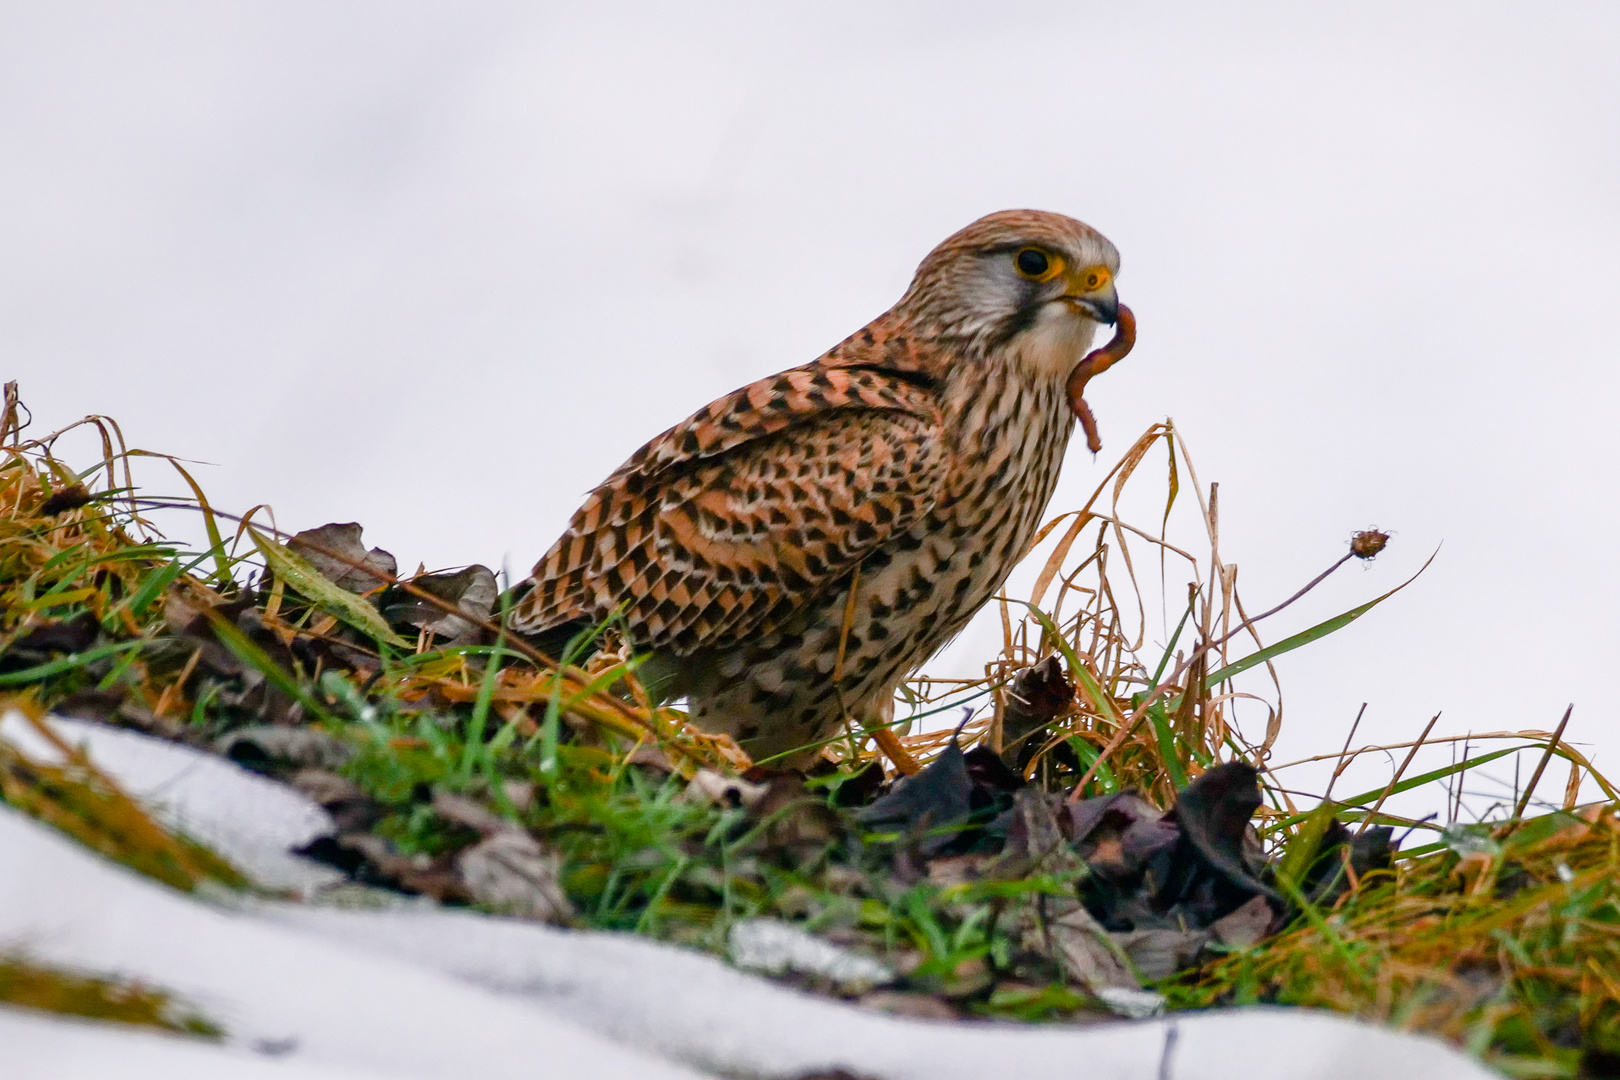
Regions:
[[511, 210, 1127, 765]]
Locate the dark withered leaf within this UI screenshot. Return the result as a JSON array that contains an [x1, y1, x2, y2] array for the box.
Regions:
[[1351, 824, 1395, 873], [1068, 790, 1169, 849], [381, 564, 497, 644], [457, 829, 574, 923], [217, 726, 353, 774], [963, 745, 1024, 794], [0, 612, 100, 671], [1169, 761, 1276, 902], [295, 832, 472, 903], [1117, 810, 1182, 870], [1072, 791, 1181, 931], [1303, 819, 1396, 906], [38, 484, 92, 515], [1110, 926, 1209, 981], [1116, 761, 1283, 929], [287, 523, 397, 595], [162, 586, 220, 637], [1209, 894, 1277, 949], [857, 741, 973, 857], [431, 788, 509, 836], [1073, 767, 1286, 935], [1071, 792, 1178, 882], [999, 654, 1073, 769], [993, 788, 1084, 880], [172, 604, 306, 728], [1050, 905, 1138, 992], [827, 760, 885, 808], [959, 745, 1025, 849]]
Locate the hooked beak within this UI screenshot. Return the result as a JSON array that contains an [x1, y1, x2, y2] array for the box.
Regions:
[[1060, 264, 1119, 324], [1067, 280, 1119, 325]]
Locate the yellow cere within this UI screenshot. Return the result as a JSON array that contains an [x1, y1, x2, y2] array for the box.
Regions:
[[1076, 265, 1112, 292]]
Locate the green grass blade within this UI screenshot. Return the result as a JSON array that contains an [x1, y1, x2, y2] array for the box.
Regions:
[[36, 542, 91, 574], [461, 634, 507, 777], [1275, 800, 1340, 893], [0, 640, 146, 686], [1267, 745, 1519, 833], [247, 526, 408, 648], [1067, 736, 1119, 795], [1147, 703, 1190, 790], [1202, 600, 1381, 688], [110, 553, 198, 628], [200, 608, 337, 726], [1199, 550, 1437, 691], [1151, 593, 1197, 690], [138, 453, 235, 587], [1018, 601, 1120, 720]]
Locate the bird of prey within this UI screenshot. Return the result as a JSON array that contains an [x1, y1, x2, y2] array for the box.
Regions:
[[510, 210, 1127, 766]]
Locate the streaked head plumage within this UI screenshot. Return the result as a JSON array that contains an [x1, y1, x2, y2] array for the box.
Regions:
[[897, 209, 1121, 360]]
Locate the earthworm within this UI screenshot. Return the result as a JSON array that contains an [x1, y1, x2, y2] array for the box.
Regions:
[[1066, 302, 1136, 454]]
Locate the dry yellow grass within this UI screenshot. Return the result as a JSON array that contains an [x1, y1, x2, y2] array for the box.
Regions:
[[2, 382, 1615, 1071]]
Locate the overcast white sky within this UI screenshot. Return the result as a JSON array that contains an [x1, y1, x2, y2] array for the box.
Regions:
[[3, 2, 1617, 816]]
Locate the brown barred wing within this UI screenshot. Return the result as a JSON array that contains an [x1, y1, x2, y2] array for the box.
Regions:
[[512, 377, 945, 654], [606, 362, 939, 489]]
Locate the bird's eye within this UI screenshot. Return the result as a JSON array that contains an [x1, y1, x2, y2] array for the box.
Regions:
[[1010, 247, 1049, 276], [1012, 247, 1065, 282], [1010, 244, 1062, 278]]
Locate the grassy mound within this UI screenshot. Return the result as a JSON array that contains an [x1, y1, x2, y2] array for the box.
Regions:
[[0, 383, 1613, 1076]]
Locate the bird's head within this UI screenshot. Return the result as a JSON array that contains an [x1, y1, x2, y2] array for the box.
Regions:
[[898, 209, 1121, 376]]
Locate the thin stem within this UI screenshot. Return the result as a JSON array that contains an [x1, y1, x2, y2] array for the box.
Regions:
[[1512, 705, 1575, 822], [1357, 712, 1440, 836], [1323, 702, 1368, 802]]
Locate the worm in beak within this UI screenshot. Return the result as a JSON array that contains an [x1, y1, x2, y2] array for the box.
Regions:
[[1065, 303, 1136, 454]]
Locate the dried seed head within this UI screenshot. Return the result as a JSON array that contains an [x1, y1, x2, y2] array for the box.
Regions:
[[1350, 530, 1390, 560]]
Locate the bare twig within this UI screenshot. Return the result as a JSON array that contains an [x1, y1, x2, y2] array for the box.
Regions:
[[1323, 702, 1368, 802], [1233, 552, 1354, 638], [1512, 705, 1575, 822], [1358, 712, 1440, 836], [1064, 548, 1434, 804]]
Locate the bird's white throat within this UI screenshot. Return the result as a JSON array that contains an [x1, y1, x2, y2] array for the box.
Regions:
[[1009, 303, 1100, 380]]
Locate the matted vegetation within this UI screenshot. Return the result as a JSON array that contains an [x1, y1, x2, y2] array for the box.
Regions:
[[0, 951, 220, 1038], [0, 382, 1614, 1076]]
